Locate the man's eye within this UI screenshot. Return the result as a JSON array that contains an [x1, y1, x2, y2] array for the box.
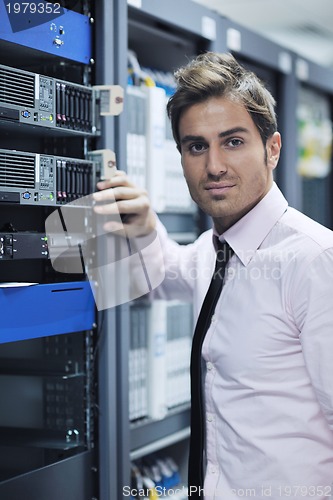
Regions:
[[227, 138, 243, 147], [189, 143, 206, 153]]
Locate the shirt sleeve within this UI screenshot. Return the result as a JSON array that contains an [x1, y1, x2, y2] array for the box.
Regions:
[[292, 247, 333, 432], [131, 217, 204, 303]]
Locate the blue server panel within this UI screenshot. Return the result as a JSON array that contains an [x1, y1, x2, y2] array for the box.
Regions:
[[0, 0, 92, 64], [0, 281, 95, 343]]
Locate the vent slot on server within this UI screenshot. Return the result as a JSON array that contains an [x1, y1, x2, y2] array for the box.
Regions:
[[0, 152, 35, 188], [0, 67, 35, 108]]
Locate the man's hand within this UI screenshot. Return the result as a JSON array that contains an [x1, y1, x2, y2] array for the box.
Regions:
[[93, 170, 156, 238]]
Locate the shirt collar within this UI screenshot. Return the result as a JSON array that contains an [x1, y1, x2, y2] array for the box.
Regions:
[[213, 182, 288, 266]]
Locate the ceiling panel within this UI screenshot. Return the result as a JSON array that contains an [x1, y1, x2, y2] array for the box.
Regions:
[[192, 0, 333, 67]]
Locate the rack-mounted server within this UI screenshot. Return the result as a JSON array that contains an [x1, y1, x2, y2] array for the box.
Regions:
[[0, 64, 99, 136], [0, 230, 87, 261], [0, 148, 98, 206], [0, 231, 48, 260]]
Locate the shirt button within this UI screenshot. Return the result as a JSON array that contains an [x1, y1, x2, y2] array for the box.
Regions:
[[207, 361, 214, 371], [211, 314, 216, 323], [210, 465, 216, 474], [207, 413, 215, 422]]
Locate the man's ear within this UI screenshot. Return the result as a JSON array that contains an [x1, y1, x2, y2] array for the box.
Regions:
[[266, 132, 282, 171]]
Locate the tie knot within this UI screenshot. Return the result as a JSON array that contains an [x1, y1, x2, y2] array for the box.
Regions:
[[215, 239, 234, 265]]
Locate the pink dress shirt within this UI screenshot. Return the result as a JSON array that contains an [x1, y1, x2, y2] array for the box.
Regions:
[[154, 182, 333, 499]]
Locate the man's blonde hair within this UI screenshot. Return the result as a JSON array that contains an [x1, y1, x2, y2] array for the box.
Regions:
[[167, 52, 277, 151]]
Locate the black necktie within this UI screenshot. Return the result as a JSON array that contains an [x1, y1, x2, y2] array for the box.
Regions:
[[188, 239, 234, 497]]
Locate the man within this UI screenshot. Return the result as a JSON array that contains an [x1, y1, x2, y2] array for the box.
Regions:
[[93, 53, 333, 499]]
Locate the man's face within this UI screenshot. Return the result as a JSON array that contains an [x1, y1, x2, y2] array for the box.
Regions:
[[179, 96, 281, 233]]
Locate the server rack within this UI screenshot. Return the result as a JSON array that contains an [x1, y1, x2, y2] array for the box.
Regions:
[[0, 2, 102, 498]]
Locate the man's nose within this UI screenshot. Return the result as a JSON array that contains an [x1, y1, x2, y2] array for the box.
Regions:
[[206, 144, 227, 176]]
